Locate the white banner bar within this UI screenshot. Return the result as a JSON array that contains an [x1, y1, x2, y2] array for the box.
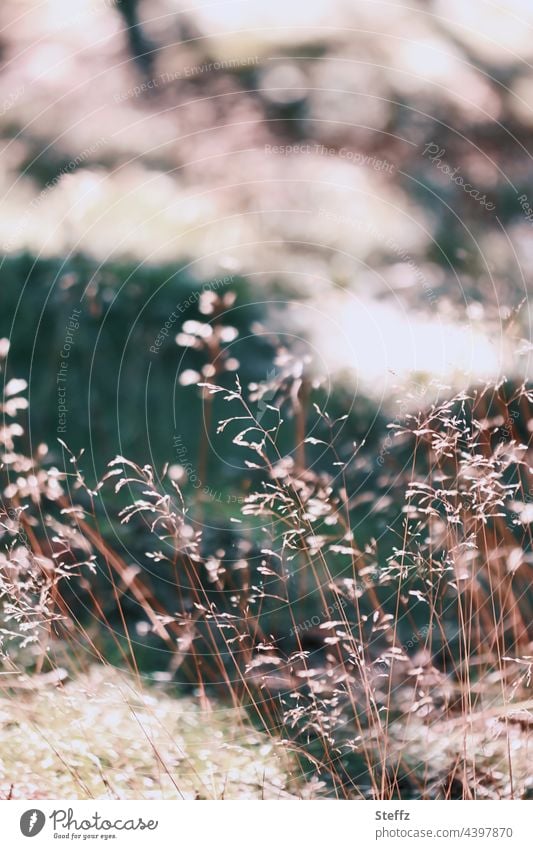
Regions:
[[2, 800, 530, 848]]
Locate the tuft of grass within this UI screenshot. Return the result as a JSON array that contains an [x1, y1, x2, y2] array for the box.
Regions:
[[381, 703, 533, 799], [0, 667, 300, 799]]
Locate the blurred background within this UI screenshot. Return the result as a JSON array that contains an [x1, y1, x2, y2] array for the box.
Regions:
[[1, 0, 531, 452]]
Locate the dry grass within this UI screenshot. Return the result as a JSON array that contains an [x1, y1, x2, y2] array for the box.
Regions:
[[1, 301, 532, 799]]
